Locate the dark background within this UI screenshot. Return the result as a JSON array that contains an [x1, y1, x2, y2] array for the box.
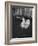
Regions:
[[11, 6, 32, 38]]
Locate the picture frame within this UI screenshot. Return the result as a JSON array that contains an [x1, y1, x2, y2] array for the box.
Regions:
[[5, 1, 37, 45]]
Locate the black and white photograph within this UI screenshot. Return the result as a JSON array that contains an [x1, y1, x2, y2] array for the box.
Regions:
[[11, 6, 32, 38]]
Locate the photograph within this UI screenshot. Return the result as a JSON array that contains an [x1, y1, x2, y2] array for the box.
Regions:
[[11, 6, 32, 38]]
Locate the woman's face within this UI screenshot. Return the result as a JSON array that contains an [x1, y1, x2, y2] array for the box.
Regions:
[[20, 17, 30, 29]]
